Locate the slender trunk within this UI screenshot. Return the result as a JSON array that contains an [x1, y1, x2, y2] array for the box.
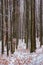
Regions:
[[1, 0, 4, 54], [12, 0, 16, 53], [13, 0, 16, 38], [40, 0, 42, 46], [10, 8, 13, 53], [5, 0, 9, 56], [30, 0, 36, 52], [16, 0, 20, 49], [25, 0, 29, 49]]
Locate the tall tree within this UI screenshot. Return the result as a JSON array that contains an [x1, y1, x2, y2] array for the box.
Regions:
[[30, 0, 36, 52], [9, 0, 13, 54], [1, 0, 4, 54], [12, 0, 16, 53], [40, 0, 42, 46], [10, 4, 13, 53], [13, 0, 20, 51], [25, 0, 29, 49], [13, 0, 16, 38], [16, 0, 20, 49], [5, 0, 9, 55]]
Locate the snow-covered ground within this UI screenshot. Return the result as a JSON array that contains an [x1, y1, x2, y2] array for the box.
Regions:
[[0, 38, 43, 65]]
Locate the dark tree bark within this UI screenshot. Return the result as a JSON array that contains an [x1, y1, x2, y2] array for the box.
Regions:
[[13, 0, 20, 50], [5, 0, 9, 56], [40, 0, 42, 46], [12, 0, 16, 53], [10, 7, 13, 54], [13, 0, 16, 38], [25, 0, 29, 49], [1, 0, 4, 54], [30, 0, 36, 52], [16, 0, 20, 49]]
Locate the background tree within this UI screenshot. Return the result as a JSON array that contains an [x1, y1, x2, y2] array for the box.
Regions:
[[30, 0, 36, 52], [12, 0, 16, 53], [16, 0, 20, 49], [5, 0, 9, 55], [40, 0, 42, 46], [1, 0, 4, 54], [25, 0, 29, 49]]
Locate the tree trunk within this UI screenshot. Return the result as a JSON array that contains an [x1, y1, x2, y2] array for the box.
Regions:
[[16, 0, 20, 49], [30, 0, 36, 52], [10, 8, 13, 54], [12, 0, 16, 53], [40, 0, 42, 46], [5, 0, 9, 56], [1, 0, 4, 54], [25, 0, 29, 49]]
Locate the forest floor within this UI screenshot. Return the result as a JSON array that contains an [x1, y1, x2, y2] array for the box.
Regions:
[[0, 38, 43, 65]]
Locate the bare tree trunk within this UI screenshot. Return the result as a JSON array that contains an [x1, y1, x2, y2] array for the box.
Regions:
[[1, 0, 4, 54], [16, 0, 20, 49], [10, 7, 13, 53], [25, 0, 29, 49], [13, 0, 16, 38], [30, 0, 36, 52], [40, 0, 42, 46], [5, 0, 9, 56], [12, 0, 16, 53]]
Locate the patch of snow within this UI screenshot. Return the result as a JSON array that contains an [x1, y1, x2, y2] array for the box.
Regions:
[[36, 37, 40, 49], [0, 38, 43, 65]]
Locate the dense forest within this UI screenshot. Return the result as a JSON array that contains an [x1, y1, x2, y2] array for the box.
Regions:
[[0, 0, 43, 65], [0, 0, 43, 55]]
